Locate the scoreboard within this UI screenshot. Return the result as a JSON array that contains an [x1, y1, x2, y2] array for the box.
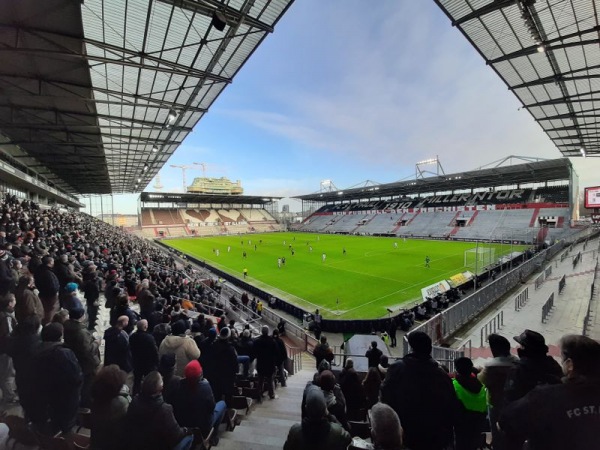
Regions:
[[584, 186, 600, 209]]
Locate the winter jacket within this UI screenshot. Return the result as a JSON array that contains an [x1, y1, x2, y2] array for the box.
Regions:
[[158, 335, 201, 377], [478, 354, 518, 409], [170, 377, 215, 437], [34, 265, 59, 298], [381, 353, 458, 450], [129, 329, 159, 375], [63, 319, 100, 377], [284, 419, 351, 450], [14, 285, 44, 323], [504, 354, 563, 404], [253, 334, 277, 376], [206, 338, 237, 399], [103, 326, 132, 373]]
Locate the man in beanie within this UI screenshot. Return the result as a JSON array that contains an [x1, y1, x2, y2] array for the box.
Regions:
[[504, 329, 562, 404], [170, 360, 227, 446], [205, 326, 237, 405], [253, 325, 278, 401], [284, 385, 351, 450], [31, 323, 83, 434], [63, 282, 83, 313], [381, 331, 457, 450], [63, 307, 100, 407], [478, 333, 518, 450]]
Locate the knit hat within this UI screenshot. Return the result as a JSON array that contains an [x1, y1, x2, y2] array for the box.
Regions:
[[219, 326, 231, 340], [208, 327, 217, 339], [184, 360, 203, 379], [41, 323, 63, 342], [304, 385, 327, 419], [171, 320, 187, 336], [69, 307, 85, 320], [159, 353, 176, 371], [65, 282, 78, 293]]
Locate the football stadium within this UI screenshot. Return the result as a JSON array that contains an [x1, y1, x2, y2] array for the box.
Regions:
[[1, 0, 600, 449]]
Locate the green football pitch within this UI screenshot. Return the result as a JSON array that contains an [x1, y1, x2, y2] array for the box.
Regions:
[[164, 233, 527, 320]]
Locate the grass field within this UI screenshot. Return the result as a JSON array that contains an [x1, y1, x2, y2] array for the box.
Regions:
[[165, 233, 527, 320]]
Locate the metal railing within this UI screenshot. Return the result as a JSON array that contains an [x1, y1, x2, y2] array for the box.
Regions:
[[534, 272, 545, 290], [541, 293, 554, 323], [573, 252, 582, 269], [558, 275, 566, 294], [514, 287, 529, 311], [545, 265, 553, 278], [480, 311, 504, 346], [286, 345, 303, 375], [583, 259, 599, 336]]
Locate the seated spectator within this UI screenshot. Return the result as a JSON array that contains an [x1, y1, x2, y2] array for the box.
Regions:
[[504, 329, 562, 404], [170, 360, 226, 445], [284, 385, 351, 450], [125, 371, 192, 450], [338, 358, 366, 412], [159, 320, 201, 377], [363, 366, 382, 409], [90, 365, 131, 450], [452, 357, 487, 450], [370, 403, 403, 450], [478, 333, 518, 450], [500, 334, 600, 450]]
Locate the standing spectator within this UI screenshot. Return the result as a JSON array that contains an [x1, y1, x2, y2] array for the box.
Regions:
[[170, 360, 227, 446], [54, 254, 81, 307], [504, 329, 562, 404], [254, 325, 277, 401], [63, 282, 84, 313], [34, 255, 60, 324], [63, 307, 100, 407], [256, 300, 263, 316], [32, 323, 83, 434], [0, 293, 17, 403], [283, 385, 351, 450], [273, 329, 288, 387], [125, 371, 191, 450], [110, 293, 138, 335], [370, 403, 403, 450], [208, 327, 238, 404], [452, 357, 487, 450], [313, 336, 330, 370], [499, 334, 600, 450], [136, 279, 155, 320], [320, 370, 349, 431], [90, 365, 131, 450], [381, 331, 458, 450], [14, 275, 44, 324], [365, 340, 383, 368], [129, 319, 159, 395], [363, 367, 382, 409], [6, 315, 40, 419], [477, 333, 518, 450], [338, 358, 366, 413], [82, 264, 101, 331], [103, 315, 132, 374], [0, 250, 14, 296], [158, 320, 201, 377], [388, 317, 398, 348]]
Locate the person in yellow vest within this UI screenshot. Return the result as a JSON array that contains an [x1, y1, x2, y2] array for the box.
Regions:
[[256, 300, 263, 316], [452, 357, 488, 450]]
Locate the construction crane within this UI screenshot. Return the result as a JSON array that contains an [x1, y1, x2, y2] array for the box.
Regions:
[[152, 174, 164, 191], [170, 163, 203, 192]]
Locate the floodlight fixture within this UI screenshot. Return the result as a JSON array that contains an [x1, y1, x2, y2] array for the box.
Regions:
[[211, 10, 227, 31], [167, 109, 178, 123], [537, 45, 545, 53], [581, 147, 586, 157], [143, 164, 149, 172], [152, 145, 159, 153], [137, 178, 141, 183]]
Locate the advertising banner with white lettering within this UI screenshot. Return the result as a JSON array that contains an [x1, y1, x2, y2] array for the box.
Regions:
[[421, 280, 452, 302]]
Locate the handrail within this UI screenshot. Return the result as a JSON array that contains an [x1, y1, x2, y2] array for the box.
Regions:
[[480, 311, 504, 346], [541, 293, 554, 323]]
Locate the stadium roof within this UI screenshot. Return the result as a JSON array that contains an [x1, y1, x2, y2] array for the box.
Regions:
[[140, 191, 282, 205], [294, 157, 572, 203], [0, 0, 293, 195], [435, 0, 600, 159]]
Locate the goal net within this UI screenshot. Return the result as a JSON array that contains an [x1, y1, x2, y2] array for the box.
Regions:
[[464, 247, 496, 272]]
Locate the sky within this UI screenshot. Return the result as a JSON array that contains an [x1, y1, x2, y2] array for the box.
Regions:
[[104, 1, 598, 215]]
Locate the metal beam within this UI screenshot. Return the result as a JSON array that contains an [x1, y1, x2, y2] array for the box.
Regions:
[[512, 74, 600, 91], [451, 0, 516, 26]]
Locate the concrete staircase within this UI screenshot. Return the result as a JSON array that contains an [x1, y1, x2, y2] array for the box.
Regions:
[[219, 353, 315, 450]]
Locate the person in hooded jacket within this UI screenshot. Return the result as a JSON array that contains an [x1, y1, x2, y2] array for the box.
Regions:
[[207, 327, 238, 404], [158, 320, 200, 377], [452, 357, 488, 450]]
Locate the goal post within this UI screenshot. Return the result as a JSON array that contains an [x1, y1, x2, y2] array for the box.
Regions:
[[464, 246, 496, 272]]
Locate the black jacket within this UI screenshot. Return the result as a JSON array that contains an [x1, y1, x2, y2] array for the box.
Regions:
[[504, 354, 563, 403], [34, 265, 60, 298], [365, 346, 383, 368], [254, 334, 277, 376], [63, 320, 100, 377], [171, 378, 216, 437], [103, 326, 132, 373], [500, 377, 600, 450], [126, 393, 186, 450], [129, 329, 159, 375], [381, 353, 458, 450], [206, 338, 238, 399]]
